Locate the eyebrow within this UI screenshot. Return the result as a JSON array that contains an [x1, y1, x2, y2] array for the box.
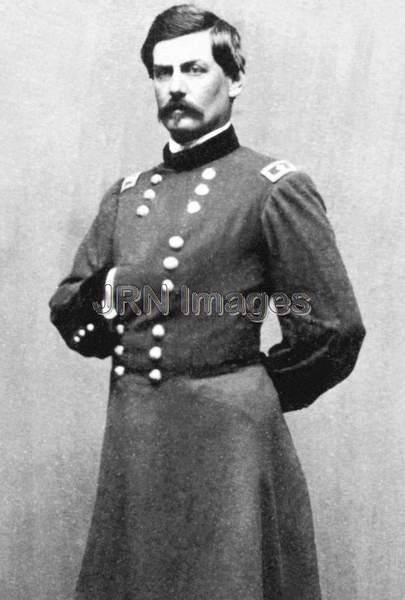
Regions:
[[153, 59, 209, 69]]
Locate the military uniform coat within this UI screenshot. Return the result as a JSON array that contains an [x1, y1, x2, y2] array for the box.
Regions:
[[49, 126, 365, 600]]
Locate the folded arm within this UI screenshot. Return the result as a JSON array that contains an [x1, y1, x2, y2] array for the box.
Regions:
[[261, 171, 366, 411], [49, 181, 122, 358]]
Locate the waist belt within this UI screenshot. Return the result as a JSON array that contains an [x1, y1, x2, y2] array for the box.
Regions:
[[111, 352, 264, 383]]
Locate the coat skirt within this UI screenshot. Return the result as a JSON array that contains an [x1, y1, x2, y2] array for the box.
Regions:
[[75, 364, 321, 600]]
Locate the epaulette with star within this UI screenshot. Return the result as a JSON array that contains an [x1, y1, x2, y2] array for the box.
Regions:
[[120, 172, 141, 193], [260, 160, 297, 183]]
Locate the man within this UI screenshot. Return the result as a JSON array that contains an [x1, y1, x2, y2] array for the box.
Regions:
[[49, 5, 365, 599]]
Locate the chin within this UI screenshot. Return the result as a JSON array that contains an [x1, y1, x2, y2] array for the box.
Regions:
[[170, 128, 203, 144], [166, 119, 204, 143]]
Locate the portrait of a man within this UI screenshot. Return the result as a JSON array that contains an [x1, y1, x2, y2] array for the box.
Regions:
[[2, 2, 404, 600], [49, 5, 365, 599]]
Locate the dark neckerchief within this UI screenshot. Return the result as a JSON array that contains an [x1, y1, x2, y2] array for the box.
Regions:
[[163, 125, 240, 172]]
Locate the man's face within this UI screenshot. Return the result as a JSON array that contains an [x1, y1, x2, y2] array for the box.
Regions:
[[152, 29, 242, 144]]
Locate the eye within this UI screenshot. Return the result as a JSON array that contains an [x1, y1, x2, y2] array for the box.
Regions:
[[185, 64, 206, 75], [153, 66, 172, 80]]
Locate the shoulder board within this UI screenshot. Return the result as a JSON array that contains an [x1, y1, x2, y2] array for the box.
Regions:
[[260, 160, 296, 183], [120, 171, 141, 193]]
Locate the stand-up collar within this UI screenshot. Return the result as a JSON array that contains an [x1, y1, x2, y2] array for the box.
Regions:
[[168, 121, 232, 154], [163, 125, 240, 171]]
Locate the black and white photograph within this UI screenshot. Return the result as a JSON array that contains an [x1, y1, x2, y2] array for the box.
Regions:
[[1, 2, 404, 599]]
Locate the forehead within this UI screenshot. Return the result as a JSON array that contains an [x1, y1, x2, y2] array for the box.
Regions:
[[153, 29, 214, 65]]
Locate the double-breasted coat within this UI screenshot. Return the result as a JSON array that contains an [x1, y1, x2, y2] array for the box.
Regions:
[[49, 126, 365, 599]]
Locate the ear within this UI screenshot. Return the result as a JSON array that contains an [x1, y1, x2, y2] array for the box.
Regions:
[[228, 71, 245, 99]]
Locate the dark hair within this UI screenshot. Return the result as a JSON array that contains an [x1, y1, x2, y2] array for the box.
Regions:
[[141, 4, 245, 81]]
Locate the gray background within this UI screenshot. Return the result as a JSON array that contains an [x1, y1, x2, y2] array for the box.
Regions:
[[1, 1, 404, 598]]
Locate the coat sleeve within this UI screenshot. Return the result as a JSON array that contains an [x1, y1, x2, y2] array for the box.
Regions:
[[49, 180, 122, 358], [260, 170, 366, 412]]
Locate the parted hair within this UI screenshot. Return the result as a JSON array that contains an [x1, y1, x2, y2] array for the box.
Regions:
[[141, 4, 245, 81]]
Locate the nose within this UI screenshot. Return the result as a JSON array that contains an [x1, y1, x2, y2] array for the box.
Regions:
[[169, 70, 187, 97]]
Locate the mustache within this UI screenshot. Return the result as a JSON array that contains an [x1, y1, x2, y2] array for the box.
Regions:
[[158, 100, 203, 120]]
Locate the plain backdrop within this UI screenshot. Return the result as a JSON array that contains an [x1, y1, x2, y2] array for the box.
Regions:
[[1, 1, 404, 599]]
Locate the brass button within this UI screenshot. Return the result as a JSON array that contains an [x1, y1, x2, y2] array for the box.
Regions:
[[152, 324, 165, 339], [114, 345, 124, 356], [169, 235, 184, 250], [163, 256, 179, 270], [136, 204, 150, 217], [194, 183, 209, 196], [143, 189, 156, 200], [116, 324, 125, 334], [73, 335, 80, 343], [114, 365, 125, 376], [78, 329, 86, 337], [150, 173, 163, 185], [187, 200, 201, 214], [162, 279, 174, 292], [202, 167, 216, 180], [149, 368, 162, 382], [86, 323, 95, 331], [149, 346, 162, 360]]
